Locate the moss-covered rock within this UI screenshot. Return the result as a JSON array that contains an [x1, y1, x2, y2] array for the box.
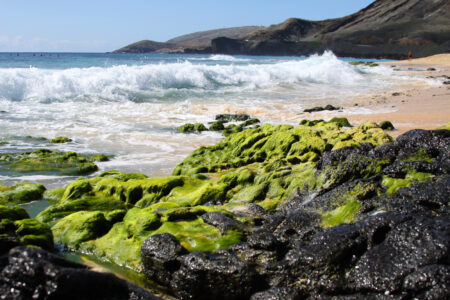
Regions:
[[0, 182, 46, 204], [0, 205, 53, 251], [41, 121, 449, 286], [380, 120, 395, 130], [436, 122, 450, 130], [242, 118, 260, 127], [215, 114, 250, 122], [0, 149, 104, 176], [50, 136, 72, 143], [329, 117, 352, 127], [209, 121, 225, 131], [222, 124, 243, 136], [303, 104, 341, 113], [52, 211, 112, 249], [300, 117, 352, 128], [177, 123, 209, 133]]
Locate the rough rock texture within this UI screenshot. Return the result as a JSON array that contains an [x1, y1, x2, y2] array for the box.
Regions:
[[34, 121, 449, 299], [0, 246, 160, 300], [139, 128, 449, 299]]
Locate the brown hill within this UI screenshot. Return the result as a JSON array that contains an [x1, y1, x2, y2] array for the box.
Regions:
[[114, 0, 450, 58], [114, 40, 178, 53], [213, 0, 450, 58], [166, 26, 263, 49], [114, 26, 262, 53]]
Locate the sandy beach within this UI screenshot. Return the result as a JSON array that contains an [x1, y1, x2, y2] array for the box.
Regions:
[[348, 54, 450, 137]]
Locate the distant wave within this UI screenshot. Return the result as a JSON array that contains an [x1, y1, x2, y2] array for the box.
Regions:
[[208, 54, 251, 62], [0, 51, 383, 102]]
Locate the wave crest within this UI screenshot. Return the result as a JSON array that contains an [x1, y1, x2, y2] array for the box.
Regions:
[[0, 51, 371, 102]]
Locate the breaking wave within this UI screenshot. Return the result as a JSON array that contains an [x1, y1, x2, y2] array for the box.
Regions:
[[0, 51, 380, 102]]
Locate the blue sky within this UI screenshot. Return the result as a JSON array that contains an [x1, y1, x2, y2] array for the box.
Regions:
[[0, 0, 374, 52]]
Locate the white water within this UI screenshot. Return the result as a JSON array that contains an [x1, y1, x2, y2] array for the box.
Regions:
[[0, 51, 432, 187]]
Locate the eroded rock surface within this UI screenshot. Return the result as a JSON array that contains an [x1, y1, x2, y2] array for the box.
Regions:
[[0, 247, 159, 300]]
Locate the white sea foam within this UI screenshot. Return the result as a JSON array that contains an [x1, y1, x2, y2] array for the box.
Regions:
[[0, 52, 435, 184], [0, 51, 397, 103]]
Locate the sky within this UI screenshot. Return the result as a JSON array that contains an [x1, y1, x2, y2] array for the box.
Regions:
[[0, 0, 375, 52]]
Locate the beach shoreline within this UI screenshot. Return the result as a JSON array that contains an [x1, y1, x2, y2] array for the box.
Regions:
[[345, 54, 450, 137]]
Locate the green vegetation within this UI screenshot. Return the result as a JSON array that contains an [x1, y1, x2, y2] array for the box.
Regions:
[[379, 121, 395, 130], [0, 182, 46, 205], [0, 205, 53, 250], [0, 149, 107, 176], [382, 169, 434, 195], [50, 136, 73, 143], [34, 121, 397, 271], [321, 200, 362, 228]]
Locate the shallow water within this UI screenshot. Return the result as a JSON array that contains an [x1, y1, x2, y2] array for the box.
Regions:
[[0, 51, 429, 188]]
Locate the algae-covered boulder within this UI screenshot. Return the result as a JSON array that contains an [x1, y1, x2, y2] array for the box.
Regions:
[[50, 136, 72, 143], [222, 124, 243, 136], [303, 104, 341, 113], [177, 123, 208, 133], [215, 113, 250, 122], [52, 211, 112, 249], [0, 149, 102, 176], [300, 117, 352, 127], [380, 120, 395, 130], [0, 182, 45, 204], [242, 118, 260, 127], [36, 120, 449, 299], [38, 170, 244, 269], [0, 205, 53, 252], [209, 121, 225, 131]]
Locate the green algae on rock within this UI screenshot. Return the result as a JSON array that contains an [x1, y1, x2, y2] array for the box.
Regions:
[[0, 149, 105, 176], [177, 123, 208, 133], [50, 136, 73, 143], [379, 120, 395, 130], [0, 205, 53, 250], [0, 182, 46, 205], [209, 121, 225, 131], [36, 121, 399, 272]]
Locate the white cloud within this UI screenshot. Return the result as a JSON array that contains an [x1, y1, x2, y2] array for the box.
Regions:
[[0, 35, 111, 52]]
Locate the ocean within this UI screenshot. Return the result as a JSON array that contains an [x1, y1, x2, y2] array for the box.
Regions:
[[0, 51, 428, 190]]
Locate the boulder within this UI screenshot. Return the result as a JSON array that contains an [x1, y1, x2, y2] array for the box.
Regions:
[[0, 246, 160, 300]]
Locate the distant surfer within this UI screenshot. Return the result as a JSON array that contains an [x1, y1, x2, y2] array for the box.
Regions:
[[408, 51, 413, 60]]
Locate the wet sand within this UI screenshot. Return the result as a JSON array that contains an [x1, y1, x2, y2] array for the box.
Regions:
[[299, 54, 450, 138]]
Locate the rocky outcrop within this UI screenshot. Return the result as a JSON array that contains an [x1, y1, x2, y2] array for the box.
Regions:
[[114, 27, 263, 53], [31, 120, 449, 299], [0, 149, 108, 177], [0, 246, 160, 300], [139, 128, 449, 299]]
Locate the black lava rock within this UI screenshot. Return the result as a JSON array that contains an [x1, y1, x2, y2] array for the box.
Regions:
[[141, 233, 188, 286], [140, 129, 450, 299], [0, 246, 159, 300], [201, 212, 243, 233], [303, 105, 341, 113], [171, 250, 258, 300]]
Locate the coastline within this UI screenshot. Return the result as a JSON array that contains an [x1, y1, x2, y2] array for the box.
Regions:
[[1, 53, 449, 299], [298, 54, 450, 137]]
